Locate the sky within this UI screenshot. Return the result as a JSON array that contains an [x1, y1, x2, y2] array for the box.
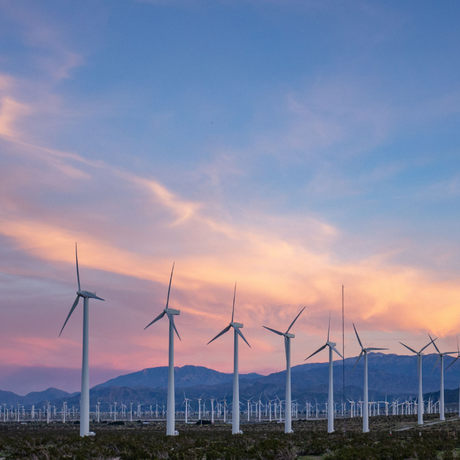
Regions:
[[1, 0, 460, 394]]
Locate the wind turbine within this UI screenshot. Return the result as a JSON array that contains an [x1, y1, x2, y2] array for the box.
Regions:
[[446, 336, 460, 416], [352, 323, 388, 433], [144, 263, 181, 436], [263, 306, 305, 433], [400, 336, 436, 425], [305, 313, 342, 433], [59, 243, 104, 437], [429, 334, 456, 421], [208, 283, 250, 434]]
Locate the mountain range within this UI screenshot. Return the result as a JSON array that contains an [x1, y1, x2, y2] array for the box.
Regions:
[[3, 353, 460, 410]]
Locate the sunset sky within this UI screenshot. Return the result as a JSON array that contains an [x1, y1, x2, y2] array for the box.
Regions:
[[1, 0, 460, 394]]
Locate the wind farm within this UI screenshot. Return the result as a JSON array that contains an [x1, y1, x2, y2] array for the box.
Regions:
[[1, 0, 460, 458]]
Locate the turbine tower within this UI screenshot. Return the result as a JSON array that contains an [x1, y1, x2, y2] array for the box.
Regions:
[[305, 313, 342, 433], [263, 306, 305, 434], [429, 333, 456, 421], [59, 243, 104, 437], [400, 337, 436, 425], [207, 283, 250, 435], [144, 263, 181, 436], [446, 336, 460, 416], [352, 323, 388, 433]]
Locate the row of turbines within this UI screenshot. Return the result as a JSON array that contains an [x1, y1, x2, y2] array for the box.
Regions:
[[1, 396, 456, 424], [59, 245, 460, 437]]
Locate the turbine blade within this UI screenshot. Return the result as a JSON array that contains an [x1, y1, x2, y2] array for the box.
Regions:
[[400, 342, 417, 354], [262, 326, 284, 336], [431, 356, 440, 375], [331, 344, 343, 358], [428, 334, 440, 354], [420, 336, 436, 353], [235, 326, 251, 348], [286, 306, 306, 334], [352, 351, 364, 372], [366, 347, 389, 351], [327, 311, 331, 342], [86, 292, 105, 301], [75, 243, 81, 291], [144, 311, 166, 330], [231, 282, 236, 323], [305, 344, 327, 361], [353, 323, 363, 349], [207, 325, 231, 345], [446, 356, 459, 371], [165, 263, 175, 309], [168, 313, 181, 341], [457, 335, 459, 354], [59, 295, 80, 337]]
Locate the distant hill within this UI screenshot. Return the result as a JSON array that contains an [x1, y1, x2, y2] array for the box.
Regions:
[[94, 365, 262, 389], [0, 387, 75, 407]]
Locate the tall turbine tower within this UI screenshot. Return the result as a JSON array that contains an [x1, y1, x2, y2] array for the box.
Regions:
[[207, 283, 250, 435], [263, 306, 305, 434], [59, 243, 104, 437], [429, 334, 456, 421], [352, 323, 388, 433], [144, 263, 181, 436], [400, 337, 436, 425], [446, 336, 460, 416], [305, 314, 342, 433]]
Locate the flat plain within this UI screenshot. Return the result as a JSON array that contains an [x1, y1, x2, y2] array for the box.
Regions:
[[1, 414, 460, 459]]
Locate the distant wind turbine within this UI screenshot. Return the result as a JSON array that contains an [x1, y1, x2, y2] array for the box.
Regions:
[[208, 283, 250, 434], [352, 323, 388, 433], [263, 306, 305, 433], [429, 333, 456, 421], [59, 243, 104, 437], [400, 336, 436, 425], [305, 313, 342, 434], [144, 263, 181, 436]]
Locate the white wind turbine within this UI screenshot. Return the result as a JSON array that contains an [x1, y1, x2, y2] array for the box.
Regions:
[[144, 263, 181, 436], [429, 334, 456, 421], [446, 337, 460, 416], [305, 314, 342, 433], [263, 306, 305, 434], [352, 323, 388, 433], [208, 283, 250, 434], [400, 336, 436, 425], [59, 243, 104, 437]]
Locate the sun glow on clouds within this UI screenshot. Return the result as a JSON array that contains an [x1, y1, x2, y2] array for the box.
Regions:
[[1, 142, 460, 375]]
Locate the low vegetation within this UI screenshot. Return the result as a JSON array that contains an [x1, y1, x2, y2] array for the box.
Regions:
[[0, 415, 460, 459]]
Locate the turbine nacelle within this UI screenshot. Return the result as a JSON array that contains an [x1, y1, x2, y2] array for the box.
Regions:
[[263, 306, 305, 341], [59, 244, 104, 338], [144, 264, 181, 340], [207, 284, 251, 348], [352, 323, 388, 371], [77, 290, 105, 301]]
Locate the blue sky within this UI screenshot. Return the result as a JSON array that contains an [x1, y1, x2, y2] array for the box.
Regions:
[[1, 0, 460, 392]]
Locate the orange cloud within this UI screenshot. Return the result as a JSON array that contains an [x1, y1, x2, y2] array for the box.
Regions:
[[1, 137, 460, 375]]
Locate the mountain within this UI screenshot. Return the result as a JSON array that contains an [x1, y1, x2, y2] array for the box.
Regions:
[[0, 388, 75, 407], [94, 365, 262, 389], [4, 354, 460, 410]]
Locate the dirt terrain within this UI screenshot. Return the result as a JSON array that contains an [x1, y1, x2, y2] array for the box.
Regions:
[[0, 415, 459, 459]]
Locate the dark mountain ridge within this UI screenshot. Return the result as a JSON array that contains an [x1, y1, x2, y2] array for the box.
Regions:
[[4, 354, 460, 410]]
